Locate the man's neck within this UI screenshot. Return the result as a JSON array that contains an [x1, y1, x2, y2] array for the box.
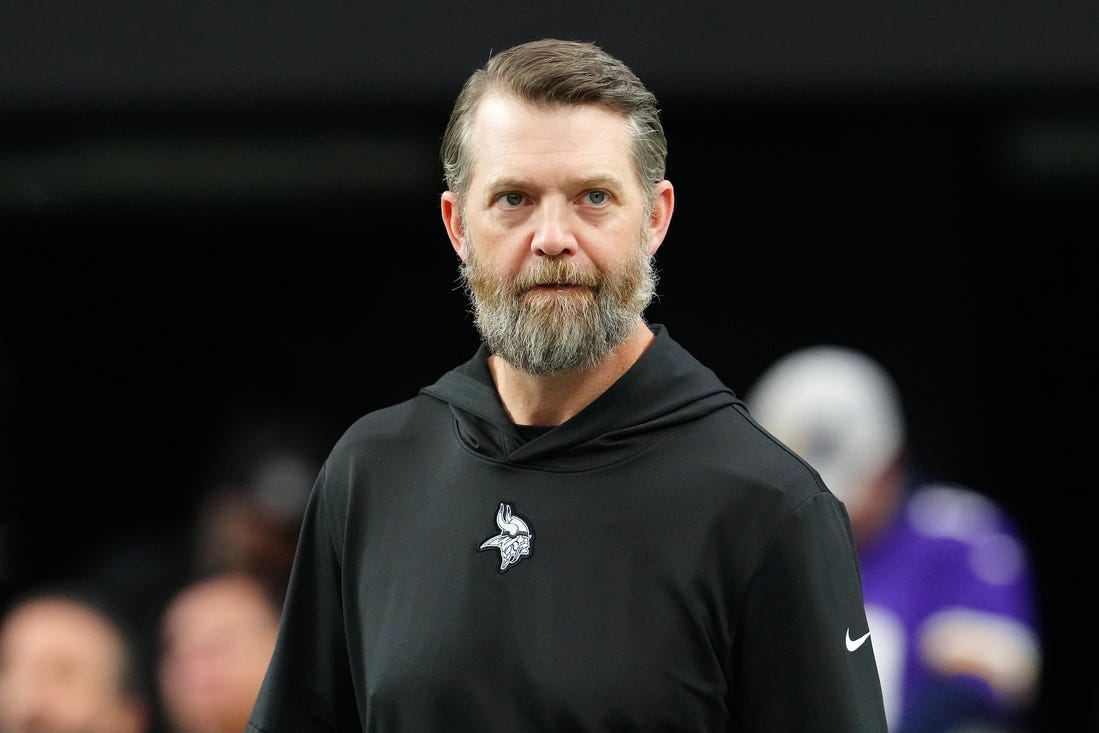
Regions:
[[488, 321, 655, 427]]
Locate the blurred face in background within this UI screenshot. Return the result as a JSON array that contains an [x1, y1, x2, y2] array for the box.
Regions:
[[157, 573, 280, 733], [0, 597, 147, 733]]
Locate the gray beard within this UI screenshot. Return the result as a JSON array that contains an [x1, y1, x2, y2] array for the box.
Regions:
[[459, 238, 657, 375]]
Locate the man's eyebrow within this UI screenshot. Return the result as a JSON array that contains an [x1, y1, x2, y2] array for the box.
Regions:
[[483, 174, 625, 192], [482, 176, 526, 192], [567, 175, 623, 190]]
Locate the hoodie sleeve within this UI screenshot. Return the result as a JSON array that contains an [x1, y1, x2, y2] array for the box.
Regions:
[[247, 461, 362, 733], [732, 492, 889, 732]]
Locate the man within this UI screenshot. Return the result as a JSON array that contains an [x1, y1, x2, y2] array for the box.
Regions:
[[745, 345, 1042, 733], [0, 589, 149, 733], [158, 572, 282, 733], [247, 38, 888, 732]]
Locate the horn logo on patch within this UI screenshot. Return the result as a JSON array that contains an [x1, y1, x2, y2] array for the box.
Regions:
[[479, 502, 533, 572]]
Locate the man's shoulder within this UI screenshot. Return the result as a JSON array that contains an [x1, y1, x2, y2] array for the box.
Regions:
[[327, 392, 450, 457], [673, 401, 832, 515]]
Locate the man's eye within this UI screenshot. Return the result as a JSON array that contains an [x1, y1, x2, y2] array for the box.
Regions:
[[585, 190, 608, 205], [501, 192, 524, 207]]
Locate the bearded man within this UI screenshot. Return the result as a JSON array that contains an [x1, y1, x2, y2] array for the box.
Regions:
[[247, 38, 889, 733]]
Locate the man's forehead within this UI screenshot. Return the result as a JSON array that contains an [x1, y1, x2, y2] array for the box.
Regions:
[[466, 94, 634, 181]]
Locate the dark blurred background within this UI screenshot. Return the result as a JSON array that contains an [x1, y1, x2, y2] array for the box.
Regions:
[[1, 2, 1095, 730]]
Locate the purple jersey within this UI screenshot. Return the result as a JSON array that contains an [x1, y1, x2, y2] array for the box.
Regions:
[[858, 482, 1041, 730]]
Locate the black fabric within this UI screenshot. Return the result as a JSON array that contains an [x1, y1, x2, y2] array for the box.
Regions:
[[514, 423, 553, 442], [247, 324, 889, 732]]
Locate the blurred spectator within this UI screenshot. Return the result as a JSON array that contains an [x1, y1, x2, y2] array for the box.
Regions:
[[74, 411, 319, 664], [156, 571, 281, 733], [0, 586, 150, 733], [745, 345, 1042, 733], [190, 447, 314, 601], [184, 410, 326, 602]]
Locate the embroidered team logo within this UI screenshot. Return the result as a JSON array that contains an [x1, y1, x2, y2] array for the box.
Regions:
[[478, 502, 533, 572]]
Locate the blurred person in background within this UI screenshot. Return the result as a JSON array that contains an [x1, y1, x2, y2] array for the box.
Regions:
[[190, 445, 315, 602], [68, 413, 320, 730], [745, 344, 1042, 733], [156, 571, 281, 733], [0, 586, 150, 733], [186, 411, 327, 603]]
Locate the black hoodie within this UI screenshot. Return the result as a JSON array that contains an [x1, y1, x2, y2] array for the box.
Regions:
[[248, 324, 888, 733]]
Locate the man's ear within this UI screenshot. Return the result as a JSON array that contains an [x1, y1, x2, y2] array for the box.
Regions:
[[646, 180, 675, 256], [440, 191, 468, 262]]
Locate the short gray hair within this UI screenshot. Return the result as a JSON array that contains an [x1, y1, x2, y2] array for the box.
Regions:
[[440, 38, 668, 206]]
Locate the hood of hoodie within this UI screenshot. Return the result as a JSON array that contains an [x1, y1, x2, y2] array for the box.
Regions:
[[419, 324, 738, 471]]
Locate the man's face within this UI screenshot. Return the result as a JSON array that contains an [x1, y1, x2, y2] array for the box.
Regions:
[[157, 575, 280, 733], [0, 599, 145, 733], [442, 94, 665, 375]]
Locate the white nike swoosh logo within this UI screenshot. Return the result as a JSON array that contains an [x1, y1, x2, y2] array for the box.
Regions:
[[845, 628, 871, 652]]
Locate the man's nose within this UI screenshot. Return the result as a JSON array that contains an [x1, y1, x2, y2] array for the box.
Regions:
[[530, 198, 577, 257]]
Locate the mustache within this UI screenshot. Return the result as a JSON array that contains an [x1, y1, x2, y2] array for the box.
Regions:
[[513, 258, 601, 291]]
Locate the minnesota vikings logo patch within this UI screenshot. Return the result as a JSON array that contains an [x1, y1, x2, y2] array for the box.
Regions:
[[478, 502, 533, 572]]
